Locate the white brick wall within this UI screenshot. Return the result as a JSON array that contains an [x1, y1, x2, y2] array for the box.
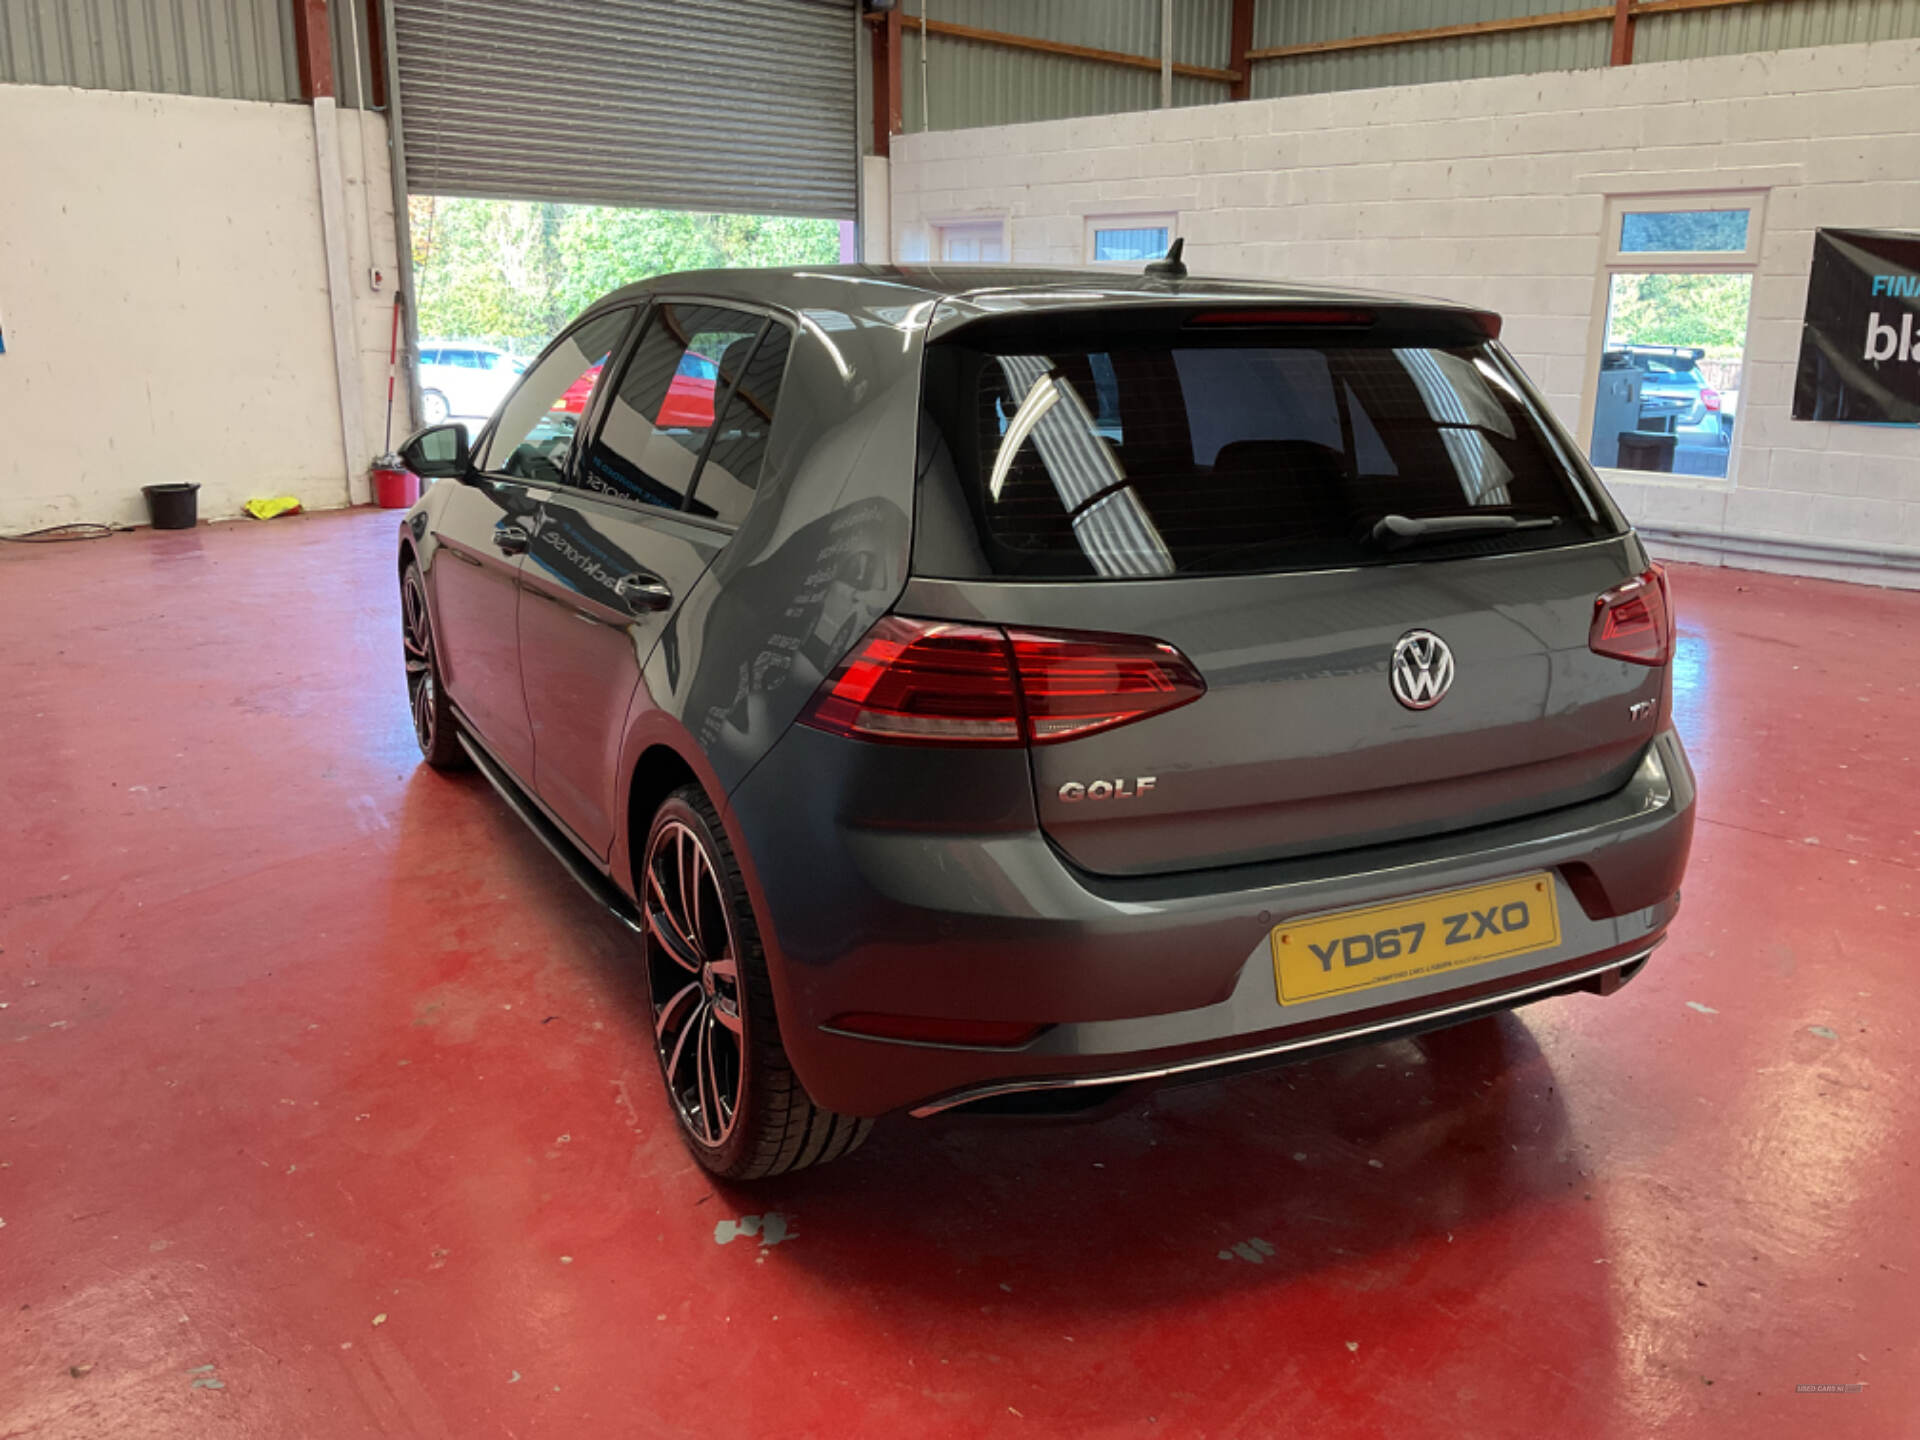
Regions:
[[889, 38, 1920, 587]]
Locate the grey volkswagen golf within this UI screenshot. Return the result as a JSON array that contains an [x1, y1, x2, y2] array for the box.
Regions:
[[394, 261, 1694, 1179]]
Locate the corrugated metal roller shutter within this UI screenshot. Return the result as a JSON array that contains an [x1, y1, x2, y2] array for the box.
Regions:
[[392, 0, 856, 218]]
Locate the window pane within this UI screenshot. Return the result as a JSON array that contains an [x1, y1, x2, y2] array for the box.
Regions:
[[1620, 209, 1749, 253], [482, 310, 631, 482], [1589, 271, 1752, 480], [688, 325, 791, 526], [917, 334, 1610, 580], [581, 305, 763, 511], [1093, 226, 1170, 263]]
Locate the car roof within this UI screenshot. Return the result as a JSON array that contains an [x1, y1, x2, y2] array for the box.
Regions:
[[588, 264, 1489, 330]]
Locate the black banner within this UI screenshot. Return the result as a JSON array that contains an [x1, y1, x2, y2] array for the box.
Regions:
[[1793, 227, 1920, 424]]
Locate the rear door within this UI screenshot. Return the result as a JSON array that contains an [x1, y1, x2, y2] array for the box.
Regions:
[[909, 309, 1660, 877], [519, 301, 793, 857]]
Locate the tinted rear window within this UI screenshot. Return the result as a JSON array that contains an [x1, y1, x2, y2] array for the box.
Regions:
[[916, 328, 1616, 579]]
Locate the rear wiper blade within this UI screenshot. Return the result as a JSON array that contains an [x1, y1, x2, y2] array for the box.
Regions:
[[1367, 512, 1559, 551]]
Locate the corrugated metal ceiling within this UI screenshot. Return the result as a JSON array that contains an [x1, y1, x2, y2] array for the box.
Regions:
[[1635, 0, 1920, 63], [6, 0, 1920, 138], [0, 0, 297, 101], [1249, 0, 1609, 100], [898, 0, 1233, 132], [894, 0, 1920, 130]]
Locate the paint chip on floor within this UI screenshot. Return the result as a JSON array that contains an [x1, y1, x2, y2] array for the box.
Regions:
[[1808, 1025, 1838, 1040], [1218, 1237, 1276, 1264], [714, 1212, 792, 1249], [1686, 1001, 1719, 1014], [372, 1313, 387, 1326]]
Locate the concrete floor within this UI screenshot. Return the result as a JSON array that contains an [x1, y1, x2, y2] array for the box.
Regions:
[[3, 508, 1915, 1438]]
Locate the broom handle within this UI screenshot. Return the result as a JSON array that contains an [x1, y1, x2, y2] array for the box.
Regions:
[[383, 294, 403, 454]]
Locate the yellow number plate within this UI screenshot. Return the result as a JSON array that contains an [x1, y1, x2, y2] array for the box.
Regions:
[[1271, 873, 1560, 1006]]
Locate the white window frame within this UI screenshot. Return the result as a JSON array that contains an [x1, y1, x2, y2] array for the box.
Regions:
[[932, 216, 1008, 264], [1085, 214, 1178, 267], [1578, 190, 1766, 491]]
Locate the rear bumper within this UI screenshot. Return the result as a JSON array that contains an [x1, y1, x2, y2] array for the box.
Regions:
[[907, 944, 1657, 1116], [726, 728, 1694, 1118]]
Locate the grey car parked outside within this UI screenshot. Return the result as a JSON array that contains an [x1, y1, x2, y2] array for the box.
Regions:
[[393, 264, 1695, 1179]]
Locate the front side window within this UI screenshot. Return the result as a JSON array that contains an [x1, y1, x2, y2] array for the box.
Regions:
[[918, 328, 1612, 580], [481, 309, 633, 483], [581, 304, 783, 518]]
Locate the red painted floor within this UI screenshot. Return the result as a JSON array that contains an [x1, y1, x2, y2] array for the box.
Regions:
[[2, 509, 1916, 1439]]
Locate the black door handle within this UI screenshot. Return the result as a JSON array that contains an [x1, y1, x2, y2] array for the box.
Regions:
[[493, 524, 531, 556]]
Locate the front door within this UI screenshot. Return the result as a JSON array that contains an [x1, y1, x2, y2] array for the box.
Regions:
[[438, 308, 637, 782], [425, 474, 540, 778], [519, 302, 794, 856]]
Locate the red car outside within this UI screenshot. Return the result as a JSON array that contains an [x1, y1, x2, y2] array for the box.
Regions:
[[553, 353, 718, 426]]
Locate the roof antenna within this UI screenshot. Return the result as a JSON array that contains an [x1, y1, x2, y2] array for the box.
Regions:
[[1144, 236, 1187, 280]]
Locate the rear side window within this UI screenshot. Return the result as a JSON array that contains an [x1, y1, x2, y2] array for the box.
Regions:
[[917, 328, 1615, 579], [690, 324, 791, 526], [583, 303, 785, 521]]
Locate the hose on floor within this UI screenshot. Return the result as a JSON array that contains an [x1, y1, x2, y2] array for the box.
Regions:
[[0, 523, 121, 543]]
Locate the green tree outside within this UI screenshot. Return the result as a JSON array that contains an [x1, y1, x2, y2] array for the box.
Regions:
[[409, 197, 842, 351], [1604, 272, 1753, 358]]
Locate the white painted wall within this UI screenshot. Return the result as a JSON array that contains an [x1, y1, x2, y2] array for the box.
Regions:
[[0, 84, 405, 532], [889, 38, 1920, 588]]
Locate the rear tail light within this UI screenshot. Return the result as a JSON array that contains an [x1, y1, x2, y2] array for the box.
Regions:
[[1009, 629, 1206, 742], [798, 616, 1022, 745], [1589, 564, 1673, 666], [800, 616, 1205, 747], [1701, 386, 1722, 412]]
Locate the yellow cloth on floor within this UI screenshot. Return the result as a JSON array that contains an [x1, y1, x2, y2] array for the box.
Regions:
[[243, 497, 303, 520]]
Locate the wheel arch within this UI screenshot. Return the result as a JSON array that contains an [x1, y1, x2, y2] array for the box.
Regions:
[[611, 719, 773, 931]]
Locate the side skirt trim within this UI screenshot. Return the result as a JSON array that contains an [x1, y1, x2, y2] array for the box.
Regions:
[[455, 729, 642, 936]]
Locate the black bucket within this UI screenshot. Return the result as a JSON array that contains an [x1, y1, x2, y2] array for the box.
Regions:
[[143, 482, 200, 530], [1615, 431, 1678, 474]]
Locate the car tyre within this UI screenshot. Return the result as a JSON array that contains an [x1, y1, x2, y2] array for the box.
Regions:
[[401, 562, 468, 771], [421, 389, 450, 425], [641, 784, 872, 1179]]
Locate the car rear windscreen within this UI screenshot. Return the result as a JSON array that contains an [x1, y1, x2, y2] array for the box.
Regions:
[[914, 323, 1618, 580]]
